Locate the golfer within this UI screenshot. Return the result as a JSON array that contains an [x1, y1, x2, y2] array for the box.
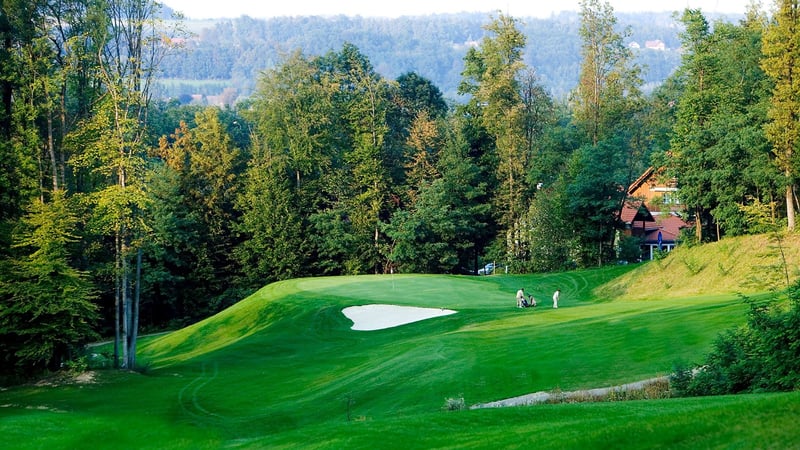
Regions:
[[516, 288, 526, 308]]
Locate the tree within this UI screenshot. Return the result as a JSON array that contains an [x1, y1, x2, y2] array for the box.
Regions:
[[671, 8, 776, 240], [236, 146, 306, 284], [237, 51, 333, 281], [388, 71, 448, 190], [95, 0, 183, 369], [707, 14, 774, 236], [573, 0, 641, 146], [569, 0, 643, 265], [183, 108, 243, 269], [670, 9, 719, 242], [524, 179, 573, 272], [404, 110, 441, 204], [458, 13, 533, 267], [762, 0, 800, 231], [0, 192, 97, 378], [0, 1, 47, 220], [148, 109, 245, 323], [314, 43, 393, 274], [386, 116, 490, 273]]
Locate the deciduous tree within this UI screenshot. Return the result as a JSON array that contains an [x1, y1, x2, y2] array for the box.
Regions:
[[762, 0, 800, 231]]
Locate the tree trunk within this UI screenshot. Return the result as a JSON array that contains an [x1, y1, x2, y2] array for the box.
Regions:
[[696, 206, 703, 241], [59, 82, 67, 189], [47, 106, 58, 192], [113, 230, 120, 369], [787, 182, 796, 231], [128, 248, 142, 369], [121, 238, 129, 368]]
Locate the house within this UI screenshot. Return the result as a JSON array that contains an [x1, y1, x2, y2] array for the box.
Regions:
[[645, 39, 666, 51], [627, 166, 680, 212], [619, 200, 687, 260], [619, 168, 689, 260]]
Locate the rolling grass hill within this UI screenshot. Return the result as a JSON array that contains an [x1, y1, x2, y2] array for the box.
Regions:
[[597, 233, 800, 300], [1, 235, 799, 448]]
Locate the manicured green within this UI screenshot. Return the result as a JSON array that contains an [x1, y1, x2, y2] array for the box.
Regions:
[[2, 267, 798, 449]]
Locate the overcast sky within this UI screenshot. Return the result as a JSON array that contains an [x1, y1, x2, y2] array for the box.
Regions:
[[164, 0, 759, 20]]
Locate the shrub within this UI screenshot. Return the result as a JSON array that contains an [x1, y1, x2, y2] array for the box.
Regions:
[[443, 395, 465, 411], [672, 282, 800, 396], [617, 234, 643, 263]]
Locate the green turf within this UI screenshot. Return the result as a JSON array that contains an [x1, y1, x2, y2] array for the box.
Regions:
[[1, 262, 798, 449]]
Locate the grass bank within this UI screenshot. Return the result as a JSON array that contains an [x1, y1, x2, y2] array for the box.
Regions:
[[2, 237, 798, 448]]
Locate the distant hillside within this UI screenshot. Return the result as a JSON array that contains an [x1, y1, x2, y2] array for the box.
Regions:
[[156, 11, 731, 104], [596, 233, 800, 301]]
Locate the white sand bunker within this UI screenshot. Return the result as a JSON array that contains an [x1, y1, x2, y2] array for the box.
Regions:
[[342, 304, 457, 331]]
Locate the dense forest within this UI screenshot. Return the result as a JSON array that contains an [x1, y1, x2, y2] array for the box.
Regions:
[[1, 0, 797, 381], [156, 10, 696, 102]]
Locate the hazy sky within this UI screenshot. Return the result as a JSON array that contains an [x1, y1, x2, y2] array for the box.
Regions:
[[165, 0, 758, 20]]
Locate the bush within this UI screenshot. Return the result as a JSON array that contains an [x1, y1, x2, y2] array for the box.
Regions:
[[672, 283, 800, 396], [617, 234, 643, 263], [64, 356, 88, 374], [443, 395, 465, 411]]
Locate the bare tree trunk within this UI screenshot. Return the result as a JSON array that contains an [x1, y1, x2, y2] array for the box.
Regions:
[[696, 207, 703, 241], [47, 107, 58, 192], [120, 148, 130, 368], [121, 235, 129, 368], [113, 230, 120, 369], [787, 182, 796, 231], [59, 82, 67, 189], [128, 248, 142, 369]]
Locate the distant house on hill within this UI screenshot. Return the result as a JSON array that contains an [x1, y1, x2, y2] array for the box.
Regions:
[[619, 167, 689, 260], [645, 39, 666, 51], [627, 166, 680, 212]]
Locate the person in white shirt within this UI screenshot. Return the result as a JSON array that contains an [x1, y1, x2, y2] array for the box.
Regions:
[[516, 288, 526, 308], [553, 289, 560, 308]]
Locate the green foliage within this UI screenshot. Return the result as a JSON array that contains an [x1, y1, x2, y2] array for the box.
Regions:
[[458, 13, 540, 265], [617, 233, 643, 263], [386, 120, 490, 274], [670, 9, 775, 240], [0, 193, 98, 378], [762, 0, 800, 230], [674, 285, 800, 396], [565, 139, 630, 267], [145, 108, 246, 325], [574, 0, 642, 145], [236, 149, 308, 281], [443, 395, 466, 411], [524, 181, 574, 272]]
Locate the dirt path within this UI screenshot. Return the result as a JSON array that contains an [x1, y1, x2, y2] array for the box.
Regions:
[[470, 376, 669, 409]]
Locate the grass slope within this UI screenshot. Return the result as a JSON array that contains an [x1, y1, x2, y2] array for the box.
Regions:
[[1, 238, 799, 448], [597, 233, 800, 300]]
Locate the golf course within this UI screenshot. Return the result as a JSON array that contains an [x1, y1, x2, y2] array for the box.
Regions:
[[2, 234, 799, 449]]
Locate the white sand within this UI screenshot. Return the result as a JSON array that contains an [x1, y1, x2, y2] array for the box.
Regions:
[[342, 304, 457, 331]]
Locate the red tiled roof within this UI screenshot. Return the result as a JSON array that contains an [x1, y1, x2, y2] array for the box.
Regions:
[[642, 213, 688, 243], [620, 201, 655, 224]]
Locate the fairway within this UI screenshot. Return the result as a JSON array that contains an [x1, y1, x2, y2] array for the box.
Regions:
[[2, 267, 799, 449]]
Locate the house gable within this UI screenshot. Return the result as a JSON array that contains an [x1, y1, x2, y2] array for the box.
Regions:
[[627, 166, 679, 211]]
